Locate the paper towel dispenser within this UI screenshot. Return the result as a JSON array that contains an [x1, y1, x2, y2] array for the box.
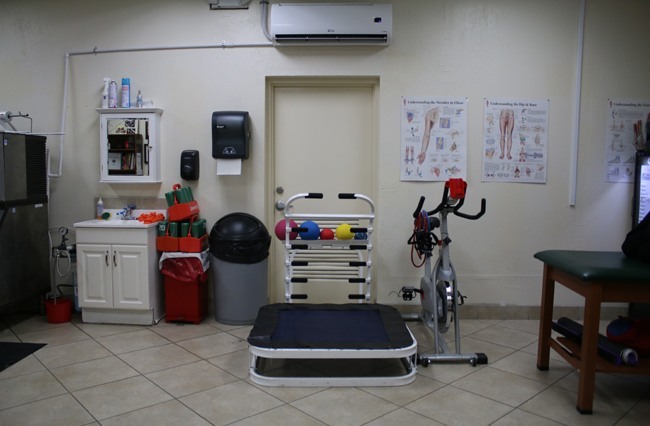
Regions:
[[212, 111, 250, 159]]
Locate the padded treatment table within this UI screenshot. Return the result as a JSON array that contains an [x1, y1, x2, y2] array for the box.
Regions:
[[534, 250, 650, 414], [248, 303, 417, 386]]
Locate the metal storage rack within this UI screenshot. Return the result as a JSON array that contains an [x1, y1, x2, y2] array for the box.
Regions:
[[248, 193, 417, 387], [282, 192, 374, 303]]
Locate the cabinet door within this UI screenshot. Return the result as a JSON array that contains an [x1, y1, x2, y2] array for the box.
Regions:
[[77, 244, 113, 308], [112, 245, 149, 310]]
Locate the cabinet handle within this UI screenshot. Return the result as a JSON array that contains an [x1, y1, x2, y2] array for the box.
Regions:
[[105, 251, 109, 267], [113, 252, 117, 267]]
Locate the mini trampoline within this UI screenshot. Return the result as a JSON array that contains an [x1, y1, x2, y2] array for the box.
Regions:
[[248, 303, 417, 386], [247, 193, 417, 387]]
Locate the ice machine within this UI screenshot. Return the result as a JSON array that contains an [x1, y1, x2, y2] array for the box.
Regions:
[[0, 132, 50, 310]]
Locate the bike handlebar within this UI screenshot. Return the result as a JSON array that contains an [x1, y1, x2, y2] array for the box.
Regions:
[[412, 196, 426, 218], [412, 183, 486, 220], [454, 198, 486, 220]]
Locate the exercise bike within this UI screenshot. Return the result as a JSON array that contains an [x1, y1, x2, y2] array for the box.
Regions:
[[401, 178, 488, 367]]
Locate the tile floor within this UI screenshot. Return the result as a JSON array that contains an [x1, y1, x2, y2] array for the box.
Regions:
[[1, 312, 648, 425]]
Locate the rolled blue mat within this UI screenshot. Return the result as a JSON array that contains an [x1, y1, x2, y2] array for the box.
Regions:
[[552, 317, 638, 366]]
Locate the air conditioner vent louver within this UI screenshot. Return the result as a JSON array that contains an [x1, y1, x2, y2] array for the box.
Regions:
[[270, 3, 392, 47], [274, 34, 389, 44]]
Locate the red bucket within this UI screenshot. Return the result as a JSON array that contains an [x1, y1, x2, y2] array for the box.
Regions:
[[45, 298, 72, 324]]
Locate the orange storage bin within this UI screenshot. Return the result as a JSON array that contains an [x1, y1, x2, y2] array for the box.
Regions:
[[156, 236, 179, 252], [179, 234, 209, 253], [168, 200, 200, 222]]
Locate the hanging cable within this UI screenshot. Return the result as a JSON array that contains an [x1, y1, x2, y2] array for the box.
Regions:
[[408, 210, 438, 268], [55, 250, 72, 277]]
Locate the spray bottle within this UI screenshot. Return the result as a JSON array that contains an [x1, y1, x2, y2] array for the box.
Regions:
[[121, 78, 131, 108], [96, 198, 104, 219], [108, 81, 118, 108], [102, 78, 111, 108]]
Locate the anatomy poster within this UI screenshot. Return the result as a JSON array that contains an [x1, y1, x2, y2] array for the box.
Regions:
[[482, 98, 549, 183], [400, 96, 467, 181], [605, 99, 650, 183]]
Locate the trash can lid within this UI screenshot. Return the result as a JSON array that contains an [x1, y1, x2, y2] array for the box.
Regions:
[[209, 212, 271, 263], [210, 212, 270, 242]]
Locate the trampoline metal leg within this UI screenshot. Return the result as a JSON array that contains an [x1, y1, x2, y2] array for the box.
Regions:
[[418, 352, 488, 367], [402, 313, 420, 321], [419, 329, 488, 367]]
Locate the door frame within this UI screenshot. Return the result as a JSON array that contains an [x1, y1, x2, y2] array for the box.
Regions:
[[264, 75, 380, 303]]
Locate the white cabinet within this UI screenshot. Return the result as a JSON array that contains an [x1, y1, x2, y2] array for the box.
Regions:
[[78, 244, 148, 310], [97, 108, 162, 183], [75, 223, 164, 325]]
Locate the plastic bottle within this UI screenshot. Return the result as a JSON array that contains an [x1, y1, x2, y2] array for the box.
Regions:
[[96, 198, 104, 219], [108, 81, 118, 108], [136, 90, 143, 108], [102, 78, 111, 108], [121, 78, 130, 108]]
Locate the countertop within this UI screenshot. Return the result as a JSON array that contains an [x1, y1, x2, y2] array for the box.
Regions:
[[74, 209, 166, 229]]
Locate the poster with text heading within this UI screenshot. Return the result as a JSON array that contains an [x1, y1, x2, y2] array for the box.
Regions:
[[605, 99, 650, 183], [482, 98, 548, 183], [400, 96, 467, 181]]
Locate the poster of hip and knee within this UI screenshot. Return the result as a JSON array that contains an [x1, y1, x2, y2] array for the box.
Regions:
[[482, 98, 549, 184]]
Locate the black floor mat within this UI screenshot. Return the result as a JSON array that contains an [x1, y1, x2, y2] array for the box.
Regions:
[[0, 342, 46, 372]]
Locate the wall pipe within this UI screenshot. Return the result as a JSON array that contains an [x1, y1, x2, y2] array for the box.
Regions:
[[569, 0, 586, 206], [260, 0, 273, 42], [49, 53, 70, 178], [66, 41, 272, 57]]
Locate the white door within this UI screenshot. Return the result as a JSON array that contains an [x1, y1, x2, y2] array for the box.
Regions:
[[112, 245, 149, 310], [267, 77, 377, 303], [77, 244, 113, 308]]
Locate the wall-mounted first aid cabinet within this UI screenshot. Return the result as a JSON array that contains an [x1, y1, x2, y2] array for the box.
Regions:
[[97, 108, 163, 183]]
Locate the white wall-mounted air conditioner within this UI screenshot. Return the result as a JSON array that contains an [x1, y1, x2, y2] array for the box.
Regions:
[[270, 3, 392, 46]]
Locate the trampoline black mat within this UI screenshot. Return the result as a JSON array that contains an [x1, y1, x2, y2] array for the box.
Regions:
[[248, 303, 414, 350]]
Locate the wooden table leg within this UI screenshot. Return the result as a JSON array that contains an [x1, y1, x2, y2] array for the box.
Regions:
[[575, 282, 602, 414], [537, 264, 555, 370]]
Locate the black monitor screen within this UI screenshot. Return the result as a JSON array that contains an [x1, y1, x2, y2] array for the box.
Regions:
[[633, 154, 650, 225]]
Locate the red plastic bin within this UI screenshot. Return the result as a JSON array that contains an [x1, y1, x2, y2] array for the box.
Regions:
[[164, 273, 208, 324]]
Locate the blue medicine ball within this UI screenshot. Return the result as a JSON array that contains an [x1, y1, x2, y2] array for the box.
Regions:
[[354, 232, 367, 240], [299, 221, 320, 240]]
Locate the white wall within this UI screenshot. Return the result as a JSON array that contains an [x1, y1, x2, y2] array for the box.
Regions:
[[2, 0, 649, 308]]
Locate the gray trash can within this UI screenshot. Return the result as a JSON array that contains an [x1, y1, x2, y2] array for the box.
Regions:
[[209, 212, 271, 325]]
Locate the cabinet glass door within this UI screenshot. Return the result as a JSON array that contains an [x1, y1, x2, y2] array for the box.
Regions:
[[106, 117, 150, 178]]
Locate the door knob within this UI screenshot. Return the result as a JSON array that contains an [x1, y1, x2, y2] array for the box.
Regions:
[[275, 200, 286, 211]]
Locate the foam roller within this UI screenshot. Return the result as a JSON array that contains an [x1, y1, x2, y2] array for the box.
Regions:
[[552, 317, 638, 366]]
